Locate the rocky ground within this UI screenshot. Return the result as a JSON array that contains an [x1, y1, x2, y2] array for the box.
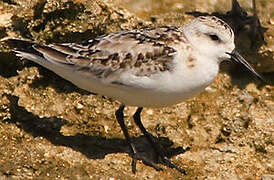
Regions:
[[0, 0, 273, 179]]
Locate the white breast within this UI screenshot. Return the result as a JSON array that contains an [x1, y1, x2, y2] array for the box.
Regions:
[[83, 54, 220, 108]]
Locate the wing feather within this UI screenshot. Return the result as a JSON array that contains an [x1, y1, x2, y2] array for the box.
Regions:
[[7, 26, 190, 81]]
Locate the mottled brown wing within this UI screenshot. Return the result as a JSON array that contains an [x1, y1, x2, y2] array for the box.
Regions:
[[46, 27, 187, 78], [9, 27, 187, 79]]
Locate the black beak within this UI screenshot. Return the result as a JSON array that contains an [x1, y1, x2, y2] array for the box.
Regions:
[[226, 50, 264, 82]]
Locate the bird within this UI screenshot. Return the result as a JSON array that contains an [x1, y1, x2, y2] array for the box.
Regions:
[[5, 15, 263, 174]]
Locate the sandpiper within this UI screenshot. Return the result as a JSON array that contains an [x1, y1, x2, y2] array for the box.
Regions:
[[6, 15, 263, 174]]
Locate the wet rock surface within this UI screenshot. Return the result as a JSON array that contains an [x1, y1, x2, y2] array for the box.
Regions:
[[0, 0, 273, 179]]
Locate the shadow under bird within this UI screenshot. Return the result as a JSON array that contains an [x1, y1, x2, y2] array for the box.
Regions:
[[5, 16, 263, 174]]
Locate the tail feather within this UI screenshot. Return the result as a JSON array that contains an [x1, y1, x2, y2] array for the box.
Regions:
[[4, 38, 98, 95], [5, 39, 72, 65], [5, 39, 43, 57]]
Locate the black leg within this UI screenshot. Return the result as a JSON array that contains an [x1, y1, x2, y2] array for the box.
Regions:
[[133, 107, 187, 174], [115, 105, 162, 173], [115, 105, 137, 173]]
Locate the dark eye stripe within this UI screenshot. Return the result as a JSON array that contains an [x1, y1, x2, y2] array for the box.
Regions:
[[209, 34, 220, 41]]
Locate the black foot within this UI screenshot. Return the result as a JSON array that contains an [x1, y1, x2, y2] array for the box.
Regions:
[[133, 107, 188, 174], [129, 140, 188, 174], [115, 105, 189, 174], [153, 142, 189, 174], [159, 156, 187, 174], [131, 151, 163, 173]]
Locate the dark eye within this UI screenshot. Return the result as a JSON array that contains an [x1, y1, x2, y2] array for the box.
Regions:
[[209, 34, 220, 41]]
